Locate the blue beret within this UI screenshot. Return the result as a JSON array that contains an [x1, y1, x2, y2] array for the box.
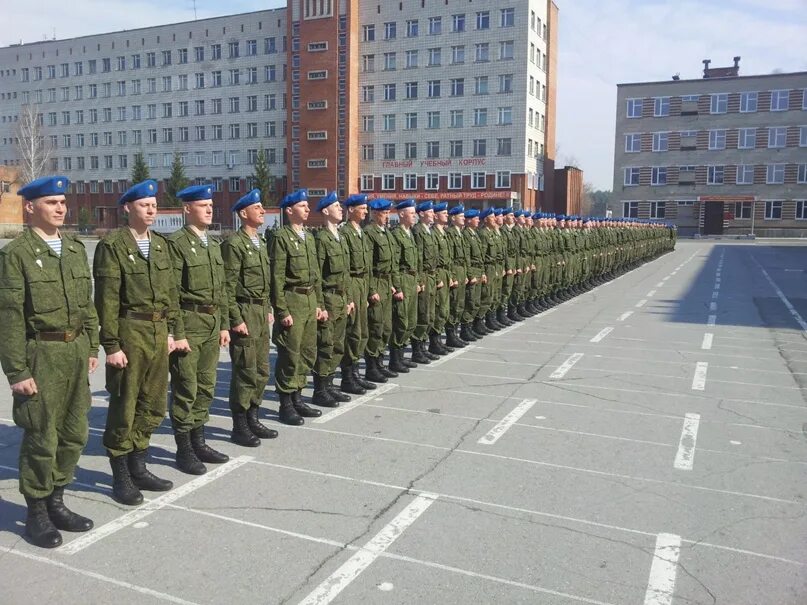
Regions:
[[18, 175, 70, 201], [177, 184, 213, 203], [231, 189, 262, 213], [345, 194, 369, 207], [502, 207, 513, 215], [316, 191, 339, 212], [416, 201, 434, 213], [448, 205, 465, 216], [396, 199, 415, 210], [480, 207, 495, 219], [119, 179, 157, 205], [280, 189, 308, 209], [464, 208, 480, 219], [532, 213, 541, 220], [369, 198, 392, 211], [433, 202, 448, 212]]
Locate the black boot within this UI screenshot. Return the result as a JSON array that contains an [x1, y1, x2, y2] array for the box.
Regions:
[[428, 333, 446, 356], [278, 392, 304, 425], [460, 323, 478, 342], [517, 303, 531, 318], [190, 426, 230, 463], [25, 496, 62, 548], [109, 454, 144, 505], [353, 362, 377, 390], [454, 324, 470, 346], [446, 325, 465, 348], [364, 355, 388, 383], [292, 390, 323, 418], [128, 449, 173, 492], [411, 340, 431, 364], [326, 375, 352, 402], [232, 410, 261, 446], [46, 486, 93, 532], [378, 354, 398, 378], [497, 308, 514, 326], [247, 404, 279, 437], [340, 364, 366, 395], [174, 431, 207, 475], [389, 348, 410, 373], [473, 318, 490, 335], [403, 350, 419, 368], [312, 374, 340, 407]]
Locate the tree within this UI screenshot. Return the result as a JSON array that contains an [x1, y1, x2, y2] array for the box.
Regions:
[[163, 152, 188, 208], [15, 104, 52, 184], [131, 151, 150, 183], [77, 207, 93, 234], [251, 148, 276, 206]]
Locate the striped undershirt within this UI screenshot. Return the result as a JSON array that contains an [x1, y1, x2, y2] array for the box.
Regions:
[[249, 236, 260, 249], [43, 238, 62, 256], [136, 238, 150, 259]]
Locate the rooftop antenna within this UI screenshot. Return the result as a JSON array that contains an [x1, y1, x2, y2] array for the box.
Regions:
[[192, 0, 197, 20]]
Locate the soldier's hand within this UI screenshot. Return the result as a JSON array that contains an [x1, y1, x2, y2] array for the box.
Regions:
[[316, 308, 328, 322], [173, 338, 191, 353], [436, 280, 444, 289], [393, 291, 404, 301], [481, 275, 488, 284], [88, 357, 99, 374], [506, 269, 513, 275], [232, 322, 249, 336], [369, 292, 381, 304], [469, 277, 477, 285], [106, 350, 128, 369], [267, 313, 275, 325], [346, 302, 355, 316], [11, 377, 38, 396], [281, 315, 294, 328], [219, 330, 231, 347]]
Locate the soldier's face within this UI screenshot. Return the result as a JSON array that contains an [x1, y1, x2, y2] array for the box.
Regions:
[[239, 202, 265, 228], [398, 207, 416, 227], [125, 197, 157, 229], [505, 214, 515, 225], [468, 216, 480, 229], [27, 195, 67, 230], [286, 201, 310, 224], [419, 209, 434, 225], [324, 203, 344, 223], [435, 211, 448, 226], [185, 200, 213, 228], [350, 204, 368, 221], [372, 209, 390, 226], [451, 214, 465, 228]]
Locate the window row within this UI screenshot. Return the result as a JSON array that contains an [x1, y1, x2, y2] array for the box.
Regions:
[[360, 75, 519, 102], [359, 107, 535, 130], [361, 40, 532, 69], [622, 200, 807, 221], [362, 9, 518, 41], [360, 171, 512, 191], [47, 148, 287, 172], [623, 163, 807, 186], [360, 138, 515, 160], [624, 126, 807, 152], [626, 89, 807, 118], [17, 39, 287, 82]]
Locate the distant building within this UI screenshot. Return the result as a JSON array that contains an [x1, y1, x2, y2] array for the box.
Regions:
[[551, 165, 582, 216], [0, 0, 559, 229], [610, 58, 807, 236], [0, 166, 23, 228]]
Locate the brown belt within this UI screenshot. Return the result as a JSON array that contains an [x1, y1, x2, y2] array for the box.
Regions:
[[349, 271, 366, 277], [286, 285, 314, 294], [403, 269, 417, 276], [236, 296, 266, 305], [180, 303, 218, 315], [36, 327, 83, 342], [119, 309, 168, 321]]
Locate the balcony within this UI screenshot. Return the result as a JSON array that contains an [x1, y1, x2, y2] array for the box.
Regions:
[[679, 135, 697, 151], [681, 100, 699, 116]]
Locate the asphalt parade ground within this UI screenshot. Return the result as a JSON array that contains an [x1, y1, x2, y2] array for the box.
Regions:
[[1, 239, 806, 605]]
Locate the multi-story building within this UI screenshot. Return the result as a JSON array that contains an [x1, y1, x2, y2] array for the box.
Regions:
[[610, 59, 807, 237], [0, 0, 558, 228]]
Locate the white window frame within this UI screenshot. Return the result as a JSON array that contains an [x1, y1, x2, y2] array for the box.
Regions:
[[624, 167, 640, 186], [360, 174, 374, 191], [740, 91, 758, 113], [796, 200, 807, 220], [768, 126, 787, 148], [495, 171, 511, 189], [625, 133, 641, 153], [425, 173, 440, 190], [653, 97, 670, 117], [622, 201, 639, 218], [651, 167, 667, 186], [626, 98, 642, 118], [766, 163, 785, 184], [448, 172, 463, 190], [738, 127, 756, 149], [707, 165, 724, 185], [710, 93, 728, 114], [471, 172, 486, 189], [652, 132, 669, 152], [708, 129, 727, 150], [381, 174, 395, 191], [764, 200, 783, 220], [736, 164, 754, 185], [403, 173, 417, 190], [798, 164, 807, 184], [770, 89, 789, 111], [650, 201, 666, 219]]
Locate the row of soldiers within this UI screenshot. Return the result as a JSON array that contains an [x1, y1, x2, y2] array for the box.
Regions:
[[0, 176, 675, 549]]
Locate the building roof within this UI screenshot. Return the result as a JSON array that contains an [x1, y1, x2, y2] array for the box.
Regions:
[[617, 70, 807, 88]]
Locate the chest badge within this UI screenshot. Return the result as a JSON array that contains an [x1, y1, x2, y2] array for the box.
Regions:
[[35, 259, 43, 269]]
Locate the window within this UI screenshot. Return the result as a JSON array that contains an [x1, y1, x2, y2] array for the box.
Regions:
[[405, 142, 417, 159], [765, 200, 783, 219], [211, 44, 221, 60], [195, 46, 205, 62], [362, 115, 374, 132], [428, 48, 441, 66], [406, 19, 419, 37], [405, 50, 418, 69], [799, 164, 807, 184], [496, 138, 512, 156], [383, 83, 396, 101], [476, 11, 490, 30], [800, 126, 807, 147], [652, 132, 669, 152], [427, 111, 440, 129], [362, 86, 375, 103], [797, 201, 807, 220], [229, 124, 241, 140], [736, 165, 754, 185], [448, 173, 463, 189], [405, 112, 417, 130], [740, 91, 758, 113], [362, 145, 374, 161], [625, 134, 641, 152], [495, 171, 511, 188], [382, 174, 395, 191], [449, 140, 463, 158], [710, 93, 728, 114], [734, 201, 752, 219], [624, 167, 640, 186], [627, 98, 643, 118], [450, 78, 464, 97], [499, 41, 514, 61], [500, 8, 515, 27], [709, 129, 727, 150], [472, 172, 486, 189], [405, 81, 418, 99], [404, 174, 417, 190], [474, 108, 488, 126], [768, 126, 786, 148], [212, 98, 222, 114], [426, 173, 440, 190], [426, 141, 440, 158], [450, 109, 463, 128], [361, 175, 374, 191], [623, 201, 639, 218], [384, 22, 397, 40], [650, 201, 666, 219], [428, 80, 441, 98], [383, 114, 396, 131], [384, 52, 396, 71], [475, 76, 489, 95], [499, 74, 513, 94], [653, 97, 670, 117], [195, 125, 206, 141], [738, 127, 756, 149], [651, 167, 667, 185], [212, 125, 223, 140], [475, 43, 490, 63], [429, 16, 442, 35], [362, 54, 375, 72], [363, 25, 375, 41], [497, 107, 512, 125], [707, 165, 725, 185], [473, 139, 487, 157], [452, 46, 465, 65], [766, 163, 785, 184], [453, 14, 466, 32], [770, 90, 789, 111]]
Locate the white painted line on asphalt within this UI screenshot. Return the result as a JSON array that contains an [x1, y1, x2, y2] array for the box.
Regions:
[[297, 494, 437, 605], [655, 281, 664, 288], [709, 302, 717, 311], [646, 290, 657, 297], [673, 413, 700, 471], [618, 311, 633, 322], [477, 399, 537, 445], [430, 344, 475, 367], [714, 282, 720, 290], [61, 456, 253, 555], [636, 299, 647, 308], [643, 533, 681, 605], [752, 255, 807, 337], [312, 382, 398, 424], [550, 353, 584, 379], [662, 276, 670, 281], [691, 362, 708, 391], [0, 546, 201, 605], [712, 291, 719, 299], [701, 333, 714, 350], [707, 315, 717, 326], [590, 327, 614, 343]]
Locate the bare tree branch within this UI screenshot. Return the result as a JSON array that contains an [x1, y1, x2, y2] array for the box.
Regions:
[[14, 104, 52, 183]]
